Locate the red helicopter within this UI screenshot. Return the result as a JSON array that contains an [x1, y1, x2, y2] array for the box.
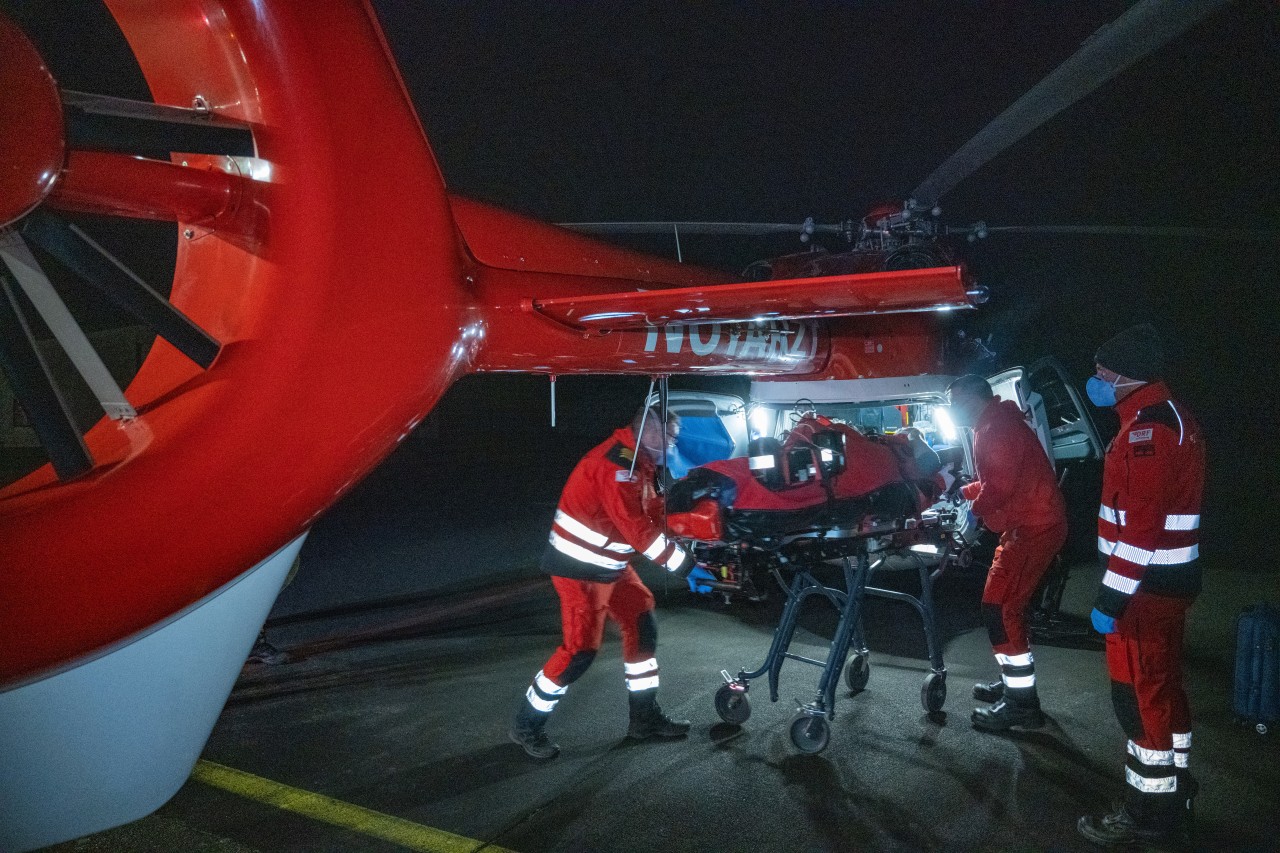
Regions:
[[0, 1, 1241, 849]]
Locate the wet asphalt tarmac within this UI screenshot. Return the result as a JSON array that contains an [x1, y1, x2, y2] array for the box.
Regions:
[[43, 390, 1280, 852]]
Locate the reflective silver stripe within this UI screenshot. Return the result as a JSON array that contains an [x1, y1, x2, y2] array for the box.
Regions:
[[624, 658, 658, 675], [1099, 504, 1118, 523], [643, 534, 671, 561], [1127, 740, 1174, 766], [535, 670, 567, 696], [1103, 570, 1139, 595], [605, 541, 635, 553], [525, 686, 558, 713], [1151, 544, 1198, 564], [1113, 541, 1155, 566], [996, 652, 1033, 667], [1102, 538, 1198, 566], [1126, 767, 1176, 793], [626, 675, 660, 692], [1168, 400, 1185, 445], [664, 548, 690, 572], [549, 531, 627, 570], [749, 454, 776, 470], [1173, 732, 1191, 749], [1174, 753, 1188, 768], [554, 509, 608, 547], [1002, 673, 1036, 689], [1164, 514, 1200, 531], [1119, 509, 1127, 525]]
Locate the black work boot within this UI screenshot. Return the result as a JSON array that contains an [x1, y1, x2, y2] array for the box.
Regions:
[[509, 700, 560, 760], [972, 679, 1004, 703], [971, 695, 1044, 732], [627, 690, 691, 740], [1080, 795, 1186, 849], [1078, 804, 1170, 846]]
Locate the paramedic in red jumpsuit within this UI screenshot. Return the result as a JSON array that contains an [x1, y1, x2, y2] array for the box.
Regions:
[[510, 407, 694, 760], [946, 374, 1068, 731], [1078, 324, 1204, 847]]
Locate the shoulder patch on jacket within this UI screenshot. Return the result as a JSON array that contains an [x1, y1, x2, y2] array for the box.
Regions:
[[604, 442, 635, 469], [1128, 428, 1153, 443]]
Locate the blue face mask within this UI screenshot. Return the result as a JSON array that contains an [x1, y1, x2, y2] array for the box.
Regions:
[[1085, 376, 1117, 407], [1086, 375, 1142, 407]]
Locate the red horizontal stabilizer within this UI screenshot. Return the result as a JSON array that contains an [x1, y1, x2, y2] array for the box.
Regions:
[[525, 266, 972, 330]]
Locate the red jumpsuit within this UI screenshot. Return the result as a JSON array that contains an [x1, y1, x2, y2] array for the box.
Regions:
[[524, 428, 691, 716], [962, 399, 1067, 697], [1095, 382, 1204, 823]]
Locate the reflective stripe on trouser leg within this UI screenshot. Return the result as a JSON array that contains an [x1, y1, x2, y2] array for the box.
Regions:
[[1173, 731, 1190, 768], [625, 657, 660, 692], [525, 669, 568, 713], [1123, 739, 1181, 829], [995, 651, 1036, 705]]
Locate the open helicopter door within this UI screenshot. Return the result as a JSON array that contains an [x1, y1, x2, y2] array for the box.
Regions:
[[647, 390, 748, 478], [986, 357, 1102, 467]]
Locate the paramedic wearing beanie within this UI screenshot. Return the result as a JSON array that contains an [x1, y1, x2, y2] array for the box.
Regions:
[[946, 375, 1068, 732], [1078, 324, 1205, 847], [509, 407, 695, 760]]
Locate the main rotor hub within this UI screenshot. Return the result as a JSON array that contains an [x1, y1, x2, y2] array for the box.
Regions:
[[0, 12, 65, 228]]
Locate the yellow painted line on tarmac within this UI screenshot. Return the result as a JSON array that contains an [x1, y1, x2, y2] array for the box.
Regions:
[[191, 759, 517, 853]]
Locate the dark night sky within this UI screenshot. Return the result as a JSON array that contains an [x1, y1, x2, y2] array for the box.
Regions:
[[370, 1, 1280, 473]]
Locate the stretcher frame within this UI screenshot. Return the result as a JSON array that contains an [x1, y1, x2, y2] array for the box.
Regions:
[[711, 511, 960, 753]]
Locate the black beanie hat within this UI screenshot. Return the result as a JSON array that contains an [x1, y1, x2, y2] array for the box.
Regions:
[[1095, 323, 1165, 382]]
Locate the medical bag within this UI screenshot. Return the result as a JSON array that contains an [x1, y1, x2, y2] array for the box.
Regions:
[[1233, 602, 1280, 734]]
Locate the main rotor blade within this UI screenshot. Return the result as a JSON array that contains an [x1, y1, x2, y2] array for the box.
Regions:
[[557, 221, 844, 236], [910, 0, 1235, 207], [21, 210, 221, 368], [985, 224, 1280, 241], [62, 90, 254, 157]]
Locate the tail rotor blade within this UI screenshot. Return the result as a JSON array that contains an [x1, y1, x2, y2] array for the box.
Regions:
[[21, 210, 221, 368], [0, 261, 93, 481]]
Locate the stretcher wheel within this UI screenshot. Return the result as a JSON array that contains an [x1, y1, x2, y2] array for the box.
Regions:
[[714, 683, 751, 725], [789, 713, 830, 753], [921, 671, 947, 713], [844, 654, 870, 693]]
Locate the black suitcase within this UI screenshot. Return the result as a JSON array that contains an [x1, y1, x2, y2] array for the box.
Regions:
[[1234, 602, 1280, 734]]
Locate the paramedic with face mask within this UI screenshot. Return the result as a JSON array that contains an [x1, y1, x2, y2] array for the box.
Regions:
[[1077, 324, 1205, 848], [946, 374, 1068, 732], [510, 407, 695, 760]]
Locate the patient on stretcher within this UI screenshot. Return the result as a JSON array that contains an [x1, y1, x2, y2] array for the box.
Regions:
[[666, 414, 941, 544]]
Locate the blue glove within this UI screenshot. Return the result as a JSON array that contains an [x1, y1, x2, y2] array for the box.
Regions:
[[1091, 607, 1117, 635], [687, 567, 716, 595]]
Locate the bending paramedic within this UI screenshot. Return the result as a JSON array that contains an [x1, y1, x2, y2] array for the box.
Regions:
[[1077, 324, 1204, 847], [510, 407, 695, 760], [947, 374, 1068, 732]]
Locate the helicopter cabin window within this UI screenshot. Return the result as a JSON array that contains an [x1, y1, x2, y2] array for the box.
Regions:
[[755, 400, 960, 449]]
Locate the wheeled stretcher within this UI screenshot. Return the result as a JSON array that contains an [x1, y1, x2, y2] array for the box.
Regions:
[[665, 422, 964, 753]]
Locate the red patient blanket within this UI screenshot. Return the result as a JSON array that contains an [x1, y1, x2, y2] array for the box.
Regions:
[[665, 416, 928, 543]]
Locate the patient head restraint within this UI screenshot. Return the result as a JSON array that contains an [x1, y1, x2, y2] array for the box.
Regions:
[[748, 437, 784, 489], [809, 429, 847, 479]]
